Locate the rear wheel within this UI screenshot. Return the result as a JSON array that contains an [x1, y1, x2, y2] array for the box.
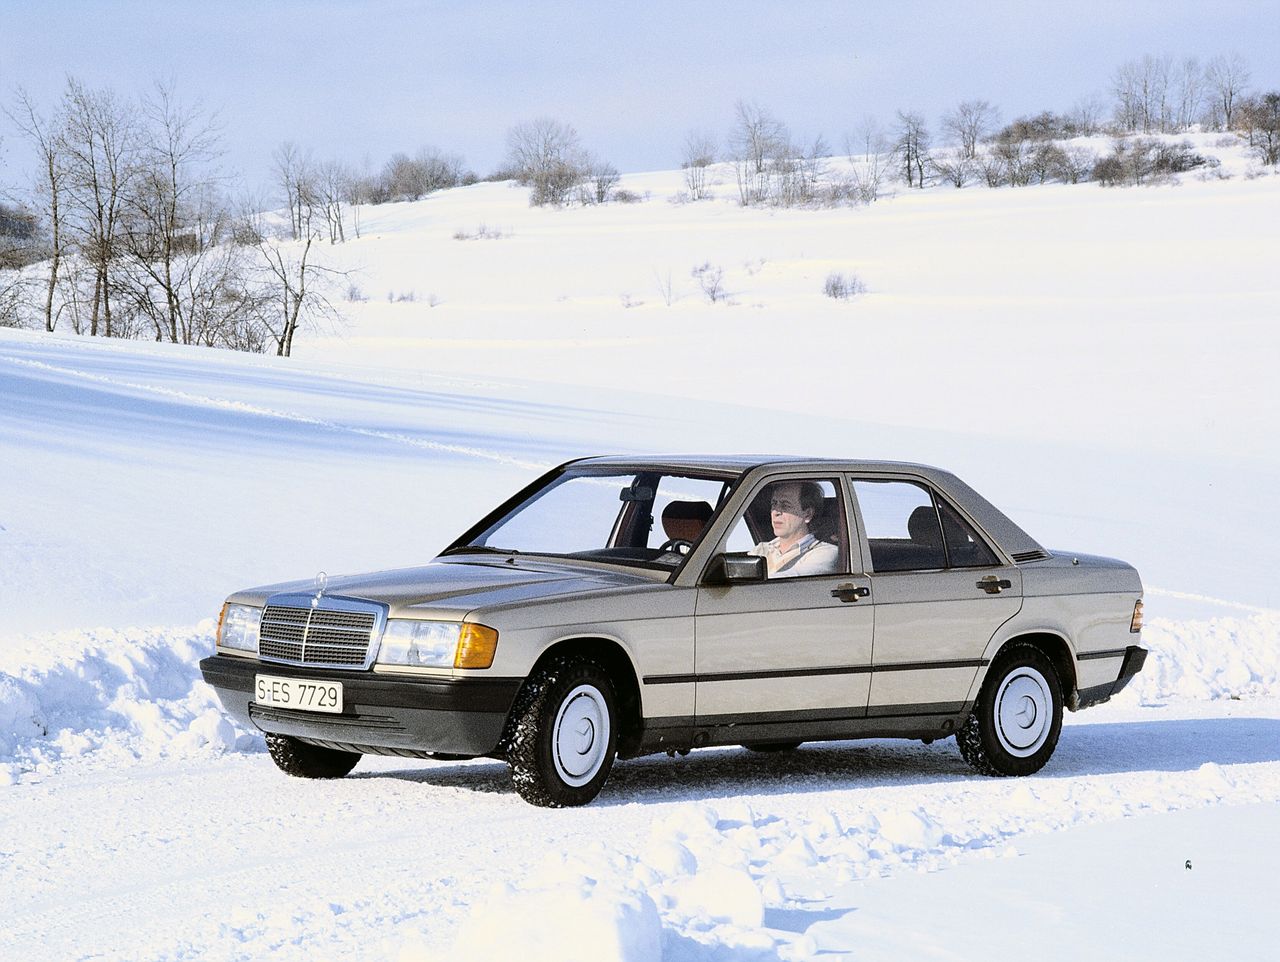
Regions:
[[957, 643, 1062, 777], [504, 655, 618, 807], [265, 734, 361, 779]]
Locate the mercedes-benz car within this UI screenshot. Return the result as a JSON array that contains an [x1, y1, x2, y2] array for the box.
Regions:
[[201, 456, 1147, 807]]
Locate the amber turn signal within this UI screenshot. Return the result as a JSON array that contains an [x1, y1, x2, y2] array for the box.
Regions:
[[1130, 600, 1144, 633], [455, 623, 499, 669], [216, 602, 228, 646]]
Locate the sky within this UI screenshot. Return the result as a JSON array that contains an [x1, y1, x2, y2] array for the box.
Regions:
[[1, 0, 1278, 193]]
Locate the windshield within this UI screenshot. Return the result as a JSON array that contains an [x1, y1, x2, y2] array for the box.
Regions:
[[453, 468, 735, 569]]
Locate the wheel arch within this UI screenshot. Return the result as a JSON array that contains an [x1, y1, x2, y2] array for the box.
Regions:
[[526, 635, 644, 757], [968, 629, 1077, 707]]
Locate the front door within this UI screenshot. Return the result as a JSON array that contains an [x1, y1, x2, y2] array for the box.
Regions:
[[693, 476, 874, 743]]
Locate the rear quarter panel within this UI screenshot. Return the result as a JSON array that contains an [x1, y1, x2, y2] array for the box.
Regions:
[[967, 553, 1143, 701]]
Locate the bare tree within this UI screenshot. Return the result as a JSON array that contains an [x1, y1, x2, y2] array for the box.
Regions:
[[1173, 57, 1205, 131], [60, 77, 142, 337], [843, 124, 891, 202], [118, 79, 227, 344], [581, 157, 620, 204], [1112, 54, 1173, 133], [1065, 95, 1107, 136], [942, 100, 999, 159], [6, 87, 67, 331], [1205, 53, 1252, 130], [504, 118, 588, 207], [272, 141, 315, 240], [257, 226, 346, 357], [892, 110, 930, 188], [680, 129, 716, 199], [1239, 92, 1280, 165], [314, 159, 352, 242], [728, 101, 786, 204]]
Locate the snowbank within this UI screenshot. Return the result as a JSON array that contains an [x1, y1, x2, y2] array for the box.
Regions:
[[1, 610, 1275, 783], [1122, 612, 1280, 704], [0, 623, 256, 783]]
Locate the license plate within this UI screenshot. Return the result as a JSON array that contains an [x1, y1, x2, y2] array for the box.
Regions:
[[254, 674, 343, 714]]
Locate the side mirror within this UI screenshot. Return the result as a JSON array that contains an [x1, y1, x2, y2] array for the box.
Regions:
[[704, 552, 766, 585]]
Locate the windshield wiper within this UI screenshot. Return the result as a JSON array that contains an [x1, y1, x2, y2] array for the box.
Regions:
[[441, 545, 521, 556]]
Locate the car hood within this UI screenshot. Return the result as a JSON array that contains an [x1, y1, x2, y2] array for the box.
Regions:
[[229, 557, 662, 618]]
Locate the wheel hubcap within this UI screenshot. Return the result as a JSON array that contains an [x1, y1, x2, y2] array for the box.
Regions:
[[994, 667, 1052, 757], [552, 685, 610, 787]]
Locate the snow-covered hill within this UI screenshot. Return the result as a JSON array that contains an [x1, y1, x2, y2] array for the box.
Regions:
[[1, 139, 1278, 960]]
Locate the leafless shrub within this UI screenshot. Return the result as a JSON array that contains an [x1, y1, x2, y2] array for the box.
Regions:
[[823, 271, 866, 300], [453, 223, 507, 240], [681, 129, 717, 200], [930, 152, 974, 188], [620, 292, 642, 309], [613, 188, 642, 204], [652, 268, 674, 307], [345, 283, 367, 302], [387, 290, 417, 303], [1053, 146, 1098, 184], [691, 262, 724, 303]]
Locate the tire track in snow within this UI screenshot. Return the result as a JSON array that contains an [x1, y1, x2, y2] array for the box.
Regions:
[[1, 355, 552, 473]]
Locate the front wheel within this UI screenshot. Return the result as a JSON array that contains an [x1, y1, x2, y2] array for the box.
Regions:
[[957, 643, 1062, 777], [265, 733, 361, 779], [504, 655, 618, 807]]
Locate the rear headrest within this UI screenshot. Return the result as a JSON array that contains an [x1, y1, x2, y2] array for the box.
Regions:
[[662, 500, 714, 542], [907, 505, 942, 547]]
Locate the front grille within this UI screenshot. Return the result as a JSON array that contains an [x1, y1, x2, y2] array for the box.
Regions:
[[259, 603, 379, 668]]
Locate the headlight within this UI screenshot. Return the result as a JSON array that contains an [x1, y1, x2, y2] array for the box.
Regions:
[[377, 620, 499, 670], [218, 603, 262, 653]]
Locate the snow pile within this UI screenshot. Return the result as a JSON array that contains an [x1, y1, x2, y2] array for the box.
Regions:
[[1, 608, 1275, 783], [1123, 612, 1280, 703], [428, 757, 1280, 961], [0, 622, 255, 782], [434, 801, 1001, 960]]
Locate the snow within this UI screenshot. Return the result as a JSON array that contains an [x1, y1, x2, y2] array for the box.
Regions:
[[1, 134, 1278, 959]]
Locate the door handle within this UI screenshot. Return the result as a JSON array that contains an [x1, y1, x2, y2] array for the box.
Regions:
[[831, 583, 870, 603], [976, 576, 1012, 594]]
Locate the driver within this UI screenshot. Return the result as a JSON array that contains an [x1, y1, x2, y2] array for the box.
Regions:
[[748, 481, 839, 578]]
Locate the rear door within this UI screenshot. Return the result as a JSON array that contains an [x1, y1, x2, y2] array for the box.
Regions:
[[849, 477, 1023, 719]]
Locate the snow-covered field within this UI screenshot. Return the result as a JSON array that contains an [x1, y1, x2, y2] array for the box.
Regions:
[[2, 135, 1278, 959]]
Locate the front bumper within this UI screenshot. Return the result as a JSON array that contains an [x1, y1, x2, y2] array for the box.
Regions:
[[200, 655, 523, 756]]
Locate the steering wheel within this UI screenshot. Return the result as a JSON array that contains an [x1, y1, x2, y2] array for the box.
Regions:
[[657, 538, 694, 555]]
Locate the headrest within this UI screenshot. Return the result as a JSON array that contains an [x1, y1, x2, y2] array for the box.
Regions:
[[662, 500, 714, 542], [907, 505, 942, 547]]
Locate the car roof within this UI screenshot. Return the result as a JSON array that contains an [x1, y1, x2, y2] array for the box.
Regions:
[[572, 454, 946, 474]]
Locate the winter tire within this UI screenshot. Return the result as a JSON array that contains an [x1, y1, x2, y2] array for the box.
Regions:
[[957, 643, 1062, 777], [265, 734, 361, 779], [504, 655, 618, 807]]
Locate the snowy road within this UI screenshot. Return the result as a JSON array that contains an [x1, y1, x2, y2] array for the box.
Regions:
[[4, 698, 1277, 961]]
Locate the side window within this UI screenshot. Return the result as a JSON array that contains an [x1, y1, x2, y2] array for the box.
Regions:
[[851, 480, 946, 572], [724, 478, 847, 578], [649, 476, 729, 550], [937, 499, 999, 568], [852, 480, 1001, 572]]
